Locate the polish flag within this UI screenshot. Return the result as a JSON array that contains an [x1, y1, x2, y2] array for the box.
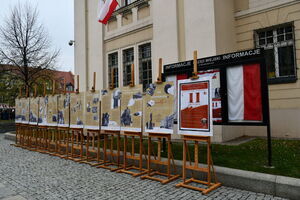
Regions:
[[227, 64, 262, 122], [97, 0, 118, 24]]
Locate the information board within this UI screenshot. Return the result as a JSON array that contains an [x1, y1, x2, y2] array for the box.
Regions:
[[47, 95, 58, 126], [70, 93, 84, 129], [101, 88, 121, 131], [178, 77, 213, 136], [85, 91, 101, 130], [120, 85, 143, 132], [143, 82, 175, 134], [57, 94, 70, 127]]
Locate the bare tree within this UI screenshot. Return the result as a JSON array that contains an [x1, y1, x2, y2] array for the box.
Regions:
[[0, 3, 59, 91]]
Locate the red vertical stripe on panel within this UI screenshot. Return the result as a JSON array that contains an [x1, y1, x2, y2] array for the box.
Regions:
[[243, 64, 262, 121], [196, 93, 200, 103], [189, 93, 193, 103]]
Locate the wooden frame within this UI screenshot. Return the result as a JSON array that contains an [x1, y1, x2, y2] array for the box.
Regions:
[[96, 130, 122, 171], [117, 131, 148, 177], [176, 135, 221, 194], [141, 133, 180, 184]]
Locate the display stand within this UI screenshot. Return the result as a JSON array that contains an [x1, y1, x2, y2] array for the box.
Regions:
[[140, 59, 180, 183], [68, 127, 84, 161], [117, 64, 148, 176], [141, 133, 180, 184], [117, 131, 148, 177], [68, 76, 85, 162], [81, 129, 104, 165], [96, 130, 122, 171], [46, 80, 59, 155], [13, 88, 23, 147], [176, 51, 221, 194], [175, 135, 221, 194], [36, 84, 48, 154], [81, 73, 105, 166]]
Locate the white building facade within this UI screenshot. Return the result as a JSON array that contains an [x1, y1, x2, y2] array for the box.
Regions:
[[74, 0, 300, 141]]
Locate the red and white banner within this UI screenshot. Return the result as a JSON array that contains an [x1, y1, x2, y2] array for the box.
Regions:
[[227, 64, 262, 122], [97, 0, 118, 25], [178, 77, 213, 136]]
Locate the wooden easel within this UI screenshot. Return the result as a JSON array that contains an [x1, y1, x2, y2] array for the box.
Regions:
[[53, 78, 71, 159], [117, 64, 148, 177], [27, 85, 40, 152], [46, 80, 59, 155], [96, 130, 122, 171], [97, 69, 122, 171], [118, 131, 148, 177], [80, 73, 104, 166], [141, 59, 180, 184], [176, 51, 221, 194], [14, 88, 23, 147], [141, 133, 180, 184], [176, 136, 221, 194], [68, 75, 86, 162]]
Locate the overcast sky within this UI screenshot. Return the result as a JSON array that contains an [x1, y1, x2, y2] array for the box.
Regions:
[[0, 0, 74, 72]]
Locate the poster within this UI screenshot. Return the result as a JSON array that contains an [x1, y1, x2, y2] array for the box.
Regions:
[[15, 98, 22, 123], [20, 98, 30, 124], [101, 88, 121, 131], [120, 85, 143, 132], [143, 82, 175, 134], [85, 91, 100, 130], [29, 97, 39, 125], [38, 96, 48, 126], [70, 93, 84, 129], [57, 93, 70, 127], [198, 70, 222, 123], [47, 95, 58, 126], [177, 77, 213, 136]]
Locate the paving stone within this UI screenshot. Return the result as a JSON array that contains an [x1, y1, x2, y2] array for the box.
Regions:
[[0, 135, 288, 200]]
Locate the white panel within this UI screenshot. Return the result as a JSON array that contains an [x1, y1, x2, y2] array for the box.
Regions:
[[227, 66, 244, 121]]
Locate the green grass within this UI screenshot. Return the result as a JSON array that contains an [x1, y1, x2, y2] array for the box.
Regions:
[[106, 137, 300, 178], [0, 120, 14, 124]]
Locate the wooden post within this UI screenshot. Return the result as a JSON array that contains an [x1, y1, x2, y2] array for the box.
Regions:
[[34, 85, 37, 97], [52, 79, 56, 95], [76, 75, 79, 93], [110, 68, 115, 89], [191, 50, 199, 80], [64, 78, 67, 94], [19, 87, 22, 97], [43, 82, 46, 96], [130, 64, 135, 87], [156, 58, 163, 83], [26, 86, 29, 97], [92, 72, 96, 92]]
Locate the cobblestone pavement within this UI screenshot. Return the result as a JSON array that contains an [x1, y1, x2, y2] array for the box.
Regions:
[[0, 135, 287, 200]]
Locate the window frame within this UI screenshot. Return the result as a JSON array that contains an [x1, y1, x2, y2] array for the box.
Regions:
[[107, 51, 119, 89], [254, 22, 297, 84], [138, 42, 152, 89], [122, 47, 135, 87]]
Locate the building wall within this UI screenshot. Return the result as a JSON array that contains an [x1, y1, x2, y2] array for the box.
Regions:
[[74, 0, 300, 140], [235, 2, 300, 138], [184, 0, 217, 60]]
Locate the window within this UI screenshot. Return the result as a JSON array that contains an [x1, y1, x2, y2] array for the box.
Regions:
[[108, 52, 119, 88], [120, 0, 135, 7], [123, 48, 134, 86], [255, 23, 296, 83], [139, 43, 152, 89]]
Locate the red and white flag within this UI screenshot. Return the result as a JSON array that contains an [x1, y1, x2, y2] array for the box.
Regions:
[[227, 64, 262, 122], [97, 0, 118, 24]]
